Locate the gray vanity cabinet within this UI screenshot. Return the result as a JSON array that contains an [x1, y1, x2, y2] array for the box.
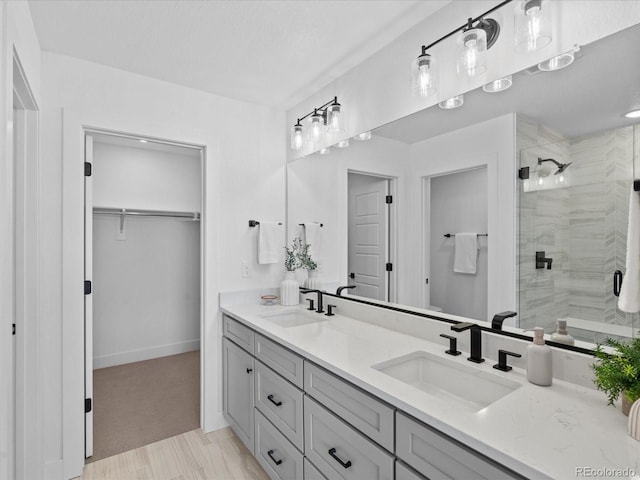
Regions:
[[222, 337, 255, 454]]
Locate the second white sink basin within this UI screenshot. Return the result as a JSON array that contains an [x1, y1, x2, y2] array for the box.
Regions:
[[259, 309, 327, 328], [372, 351, 521, 412]]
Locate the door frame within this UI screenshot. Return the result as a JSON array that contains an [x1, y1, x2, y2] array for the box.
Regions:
[[420, 155, 499, 316], [11, 52, 41, 480], [62, 110, 220, 479], [346, 169, 397, 303]]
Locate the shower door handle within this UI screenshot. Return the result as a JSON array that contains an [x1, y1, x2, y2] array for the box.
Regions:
[[613, 270, 623, 297]]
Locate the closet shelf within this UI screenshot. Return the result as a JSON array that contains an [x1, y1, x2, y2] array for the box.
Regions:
[[93, 207, 200, 221]]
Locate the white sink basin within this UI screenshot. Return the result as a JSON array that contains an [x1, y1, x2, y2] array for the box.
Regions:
[[258, 309, 327, 328], [372, 351, 521, 412]]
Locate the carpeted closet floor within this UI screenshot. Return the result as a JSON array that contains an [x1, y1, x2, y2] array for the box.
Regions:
[[87, 350, 200, 463]]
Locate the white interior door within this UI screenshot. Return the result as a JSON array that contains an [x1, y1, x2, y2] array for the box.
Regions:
[[84, 134, 94, 458], [348, 173, 389, 301]]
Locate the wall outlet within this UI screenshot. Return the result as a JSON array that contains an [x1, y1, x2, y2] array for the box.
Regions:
[[241, 261, 249, 278]]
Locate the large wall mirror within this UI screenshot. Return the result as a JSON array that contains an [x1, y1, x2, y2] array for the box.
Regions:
[[287, 23, 640, 349]]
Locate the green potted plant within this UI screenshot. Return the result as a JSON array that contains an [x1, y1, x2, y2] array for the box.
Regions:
[[592, 337, 640, 415], [296, 240, 320, 289]]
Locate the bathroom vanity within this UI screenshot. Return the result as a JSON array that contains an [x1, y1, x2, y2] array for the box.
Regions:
[[221, 298, 640, 480]]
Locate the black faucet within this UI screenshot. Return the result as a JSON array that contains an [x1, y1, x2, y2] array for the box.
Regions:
[[336, 285, 356, 296], [491, 311, 517, 330], [535, 251, 553, 269], [300, 288, 324, 313], [451, 322, 484, 363]]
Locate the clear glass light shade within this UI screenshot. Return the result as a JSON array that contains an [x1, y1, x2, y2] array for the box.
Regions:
[[307, 112, 324, 144], [354, 131, 372, 141], [290, 124, 304, 151], [457, 27, 487, 77], [438, 95, 464, 109], [482, 75, 513, 93], [326, 102, 344, 133], [336, 139, 349, 148], [515, 0, 552, 53], [412, 53, 437, 97]]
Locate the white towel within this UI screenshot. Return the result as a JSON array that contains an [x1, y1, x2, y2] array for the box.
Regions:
[[619, 190, 640, 312], [453, 233, 479, 274], [258, 221, 281, 264], [303, 223, 322, 264]]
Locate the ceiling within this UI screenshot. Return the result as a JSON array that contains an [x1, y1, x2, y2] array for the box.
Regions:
[[375, 23, 640, 144], [28, 0, 449, 109]]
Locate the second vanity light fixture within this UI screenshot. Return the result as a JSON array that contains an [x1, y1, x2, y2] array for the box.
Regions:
[[412, 0, 553, 105], [290, 96, 344, 151]]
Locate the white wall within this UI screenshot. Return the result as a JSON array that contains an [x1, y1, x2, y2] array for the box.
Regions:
[[429, 167, 488, 320], [287, 135, 409, 292], [93, 142, 201, 212], [407, 114, 515, 320], [93, 216, 200, 368], [287, 1, 640, 160], [42, 52, 285, 478]]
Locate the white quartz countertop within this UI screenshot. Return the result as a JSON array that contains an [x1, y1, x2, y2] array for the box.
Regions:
[[220, 303, 640, 480]]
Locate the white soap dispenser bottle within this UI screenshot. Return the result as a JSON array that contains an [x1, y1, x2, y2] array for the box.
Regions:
[[550, 319, 575, 346], [527, 327, 552, 386]]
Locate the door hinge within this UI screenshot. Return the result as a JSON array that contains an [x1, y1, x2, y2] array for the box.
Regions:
[[385, 195, 393, 204], [84, 162, 92, 177], [386, 263, 393, 272], [518, 167, 529, 180], [84, 280, 92, 295], [85, 398, 92, 413], [425, 278, 429, 285], [12, 323, 16, 335]]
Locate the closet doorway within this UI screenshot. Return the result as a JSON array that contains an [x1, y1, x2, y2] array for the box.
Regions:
[[84, 132, 203, 462]]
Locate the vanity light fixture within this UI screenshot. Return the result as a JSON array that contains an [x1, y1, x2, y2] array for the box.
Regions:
[[482, 75, 513, 93], [336, 139, 349, 148], [625, 109, 640, 119], [514, 0, 552, 53], [439, 95, 464, 109], [289, 96, 345, 151], [538, 45, 579, 72], [354, 131, 372, 141], [412, 0, 511, 97]]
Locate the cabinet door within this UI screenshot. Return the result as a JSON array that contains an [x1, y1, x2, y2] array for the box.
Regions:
[[223, 337, 255, 453]]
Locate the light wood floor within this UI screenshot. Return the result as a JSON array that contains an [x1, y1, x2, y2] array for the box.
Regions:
[[79, 427, 270, 480]]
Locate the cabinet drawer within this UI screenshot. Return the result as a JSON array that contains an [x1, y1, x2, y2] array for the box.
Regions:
[[304, 458, 328, 480], [304, 362, 394, 451], [255, 409, 303, 480], [396, 412, 524, 480], [255, 360, 304, 451], [255, 334, 304, 388], [396, 461, 426, 480], [304, 396, 394, 480], [223, 315, 254, 354]]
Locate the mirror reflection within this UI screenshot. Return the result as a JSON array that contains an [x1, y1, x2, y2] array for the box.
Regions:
[[287, 23, 640, 347]]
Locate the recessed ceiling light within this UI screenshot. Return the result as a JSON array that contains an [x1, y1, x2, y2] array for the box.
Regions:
[[319, 147, 331, 155], [139, 139, 148, 143], [354, 131, 372, 141], [625, 109, 640, 119], [482, 75, 513, 93], [336, 139, 349, 148], [438, 95, 464, 109]]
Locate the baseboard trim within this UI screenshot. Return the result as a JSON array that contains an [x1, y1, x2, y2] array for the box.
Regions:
[[93, 339, 200, 369]]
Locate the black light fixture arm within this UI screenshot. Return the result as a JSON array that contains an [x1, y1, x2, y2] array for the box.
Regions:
[[295, 96, 340, 125], [421, 0, 513, 53]]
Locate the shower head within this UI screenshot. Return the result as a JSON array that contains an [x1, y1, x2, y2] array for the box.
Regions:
[[537, 157, 572, 175]]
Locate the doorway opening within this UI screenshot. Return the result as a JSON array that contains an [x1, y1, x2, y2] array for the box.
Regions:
[[84, 131, 203, 462], [347, 171, 395, 302]]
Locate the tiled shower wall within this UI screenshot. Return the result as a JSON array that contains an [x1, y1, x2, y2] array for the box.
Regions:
[[517, 116, 637, 342]]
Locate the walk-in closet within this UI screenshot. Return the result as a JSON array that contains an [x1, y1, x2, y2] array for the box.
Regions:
[[86, 133, 202, 462]]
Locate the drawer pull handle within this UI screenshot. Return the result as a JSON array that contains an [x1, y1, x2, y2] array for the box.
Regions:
[[267, 394, 282, 407], [328, 447, 352, 469], [267, 449, 283, 465]]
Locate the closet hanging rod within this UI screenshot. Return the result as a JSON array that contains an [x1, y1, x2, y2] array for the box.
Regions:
[[249, 220, 283, 227], [93, 207, 200, 220], [444, 233, 488, 238], [299, 223, 324, 227]]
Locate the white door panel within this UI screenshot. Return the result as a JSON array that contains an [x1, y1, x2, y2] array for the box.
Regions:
[[84, 134, 94, 458]]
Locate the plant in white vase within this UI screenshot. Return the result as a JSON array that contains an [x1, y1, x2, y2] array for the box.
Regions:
[[297, 240, 320, 289]]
